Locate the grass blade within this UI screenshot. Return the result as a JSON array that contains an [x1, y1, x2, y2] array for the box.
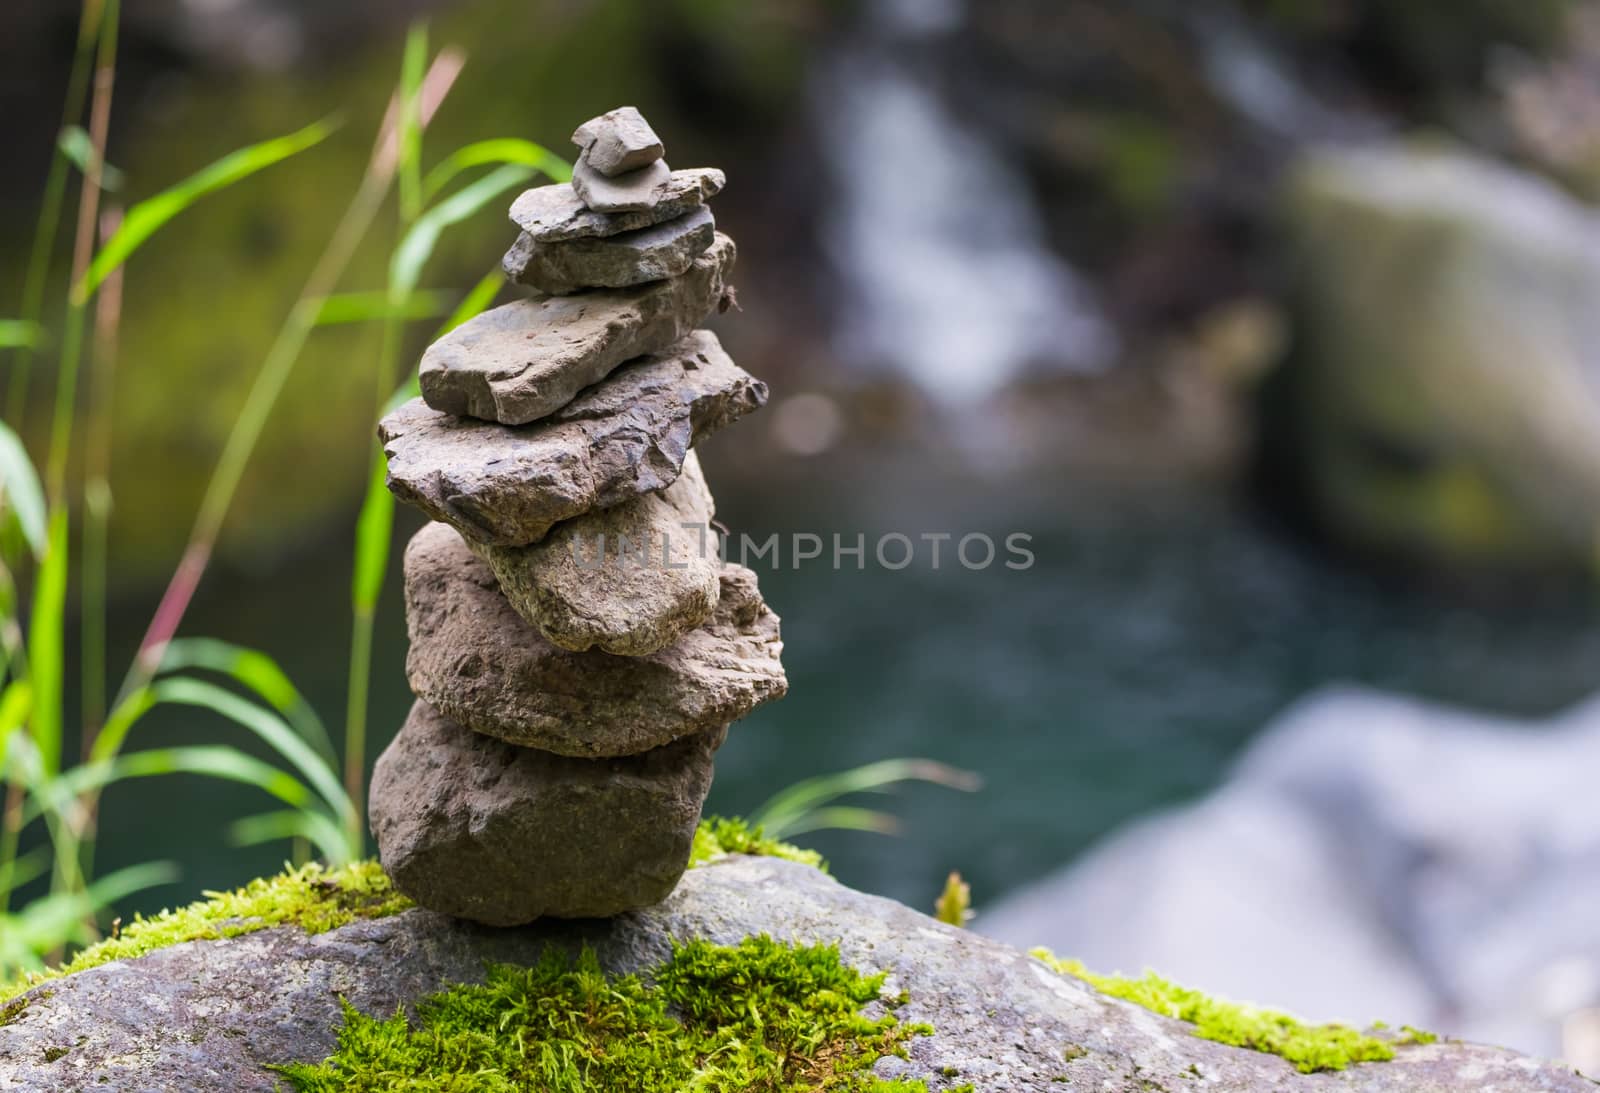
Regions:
[[146, 678, 350, 822], [396, 23, 428, 221], [749, 759, 983, 841], [421, 138, 572, 202], [76, 117, 337, 302], [58, 124, 125, 191], [39, 745, 315, 820], [25, 512, 68, 777], [761, 805, 903, 839], [312, 290, 451, 327], [0, 321, 49, 350], [227, 808, 351, 863], [152, 638, 335, 767], [390, 164, 535, 302], [0, 424, 47, 558]]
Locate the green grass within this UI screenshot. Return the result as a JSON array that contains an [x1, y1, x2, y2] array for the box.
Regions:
[[273, 937, 949, 1093], [1032, 948, 1410, 1074]]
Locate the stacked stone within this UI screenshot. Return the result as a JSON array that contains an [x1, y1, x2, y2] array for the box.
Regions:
[[368, 107, 786, 927]]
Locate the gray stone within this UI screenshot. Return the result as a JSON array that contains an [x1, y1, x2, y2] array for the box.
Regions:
[[1284, 143, 1600, 569], [504, 206, 716, 295], [571, 156, 678, 213], [571, 106, 664, 177], [404, 521, 785, 756], [419, 232, 735, 425], [507, 170, 725, 243], [984, 685, 1600, 1071], [382, 329, 766, 548], [2, 856, 1590, 1093], [477, 450, 720, 656], [369, 699, 722, 927]]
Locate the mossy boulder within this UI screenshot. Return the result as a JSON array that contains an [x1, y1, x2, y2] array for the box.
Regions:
[[1279, 140, 1600, 571], [0, 852, 1592, 1090]]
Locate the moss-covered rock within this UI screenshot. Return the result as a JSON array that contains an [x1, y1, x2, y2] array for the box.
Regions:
[[0, 851, 1591, 1091]]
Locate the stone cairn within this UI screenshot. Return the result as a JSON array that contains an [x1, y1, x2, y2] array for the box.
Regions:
[[368, 107, 787, 926]]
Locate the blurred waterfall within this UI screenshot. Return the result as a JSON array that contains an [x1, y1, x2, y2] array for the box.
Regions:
[[816, 0, 1117, 402]]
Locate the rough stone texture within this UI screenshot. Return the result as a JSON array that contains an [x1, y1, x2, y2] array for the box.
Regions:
[[404, 521, 785, 756], [477, 450, 720, 656], [1285, 143, 1600, 569], [369, 699, 722, 926], [507, 170, 725, 243], [420, 233, 734, 425], [383, 329, 767, 548], [571, 155, 675, 213], [2, 857, 1591, 1093], [571, 106, 664, 177], [504, 206, 715, 295]]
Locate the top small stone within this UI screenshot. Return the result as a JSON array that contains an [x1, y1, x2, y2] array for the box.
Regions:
[[572, 106, 664, 178]]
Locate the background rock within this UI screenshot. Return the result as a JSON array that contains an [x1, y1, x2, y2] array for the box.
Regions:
[[405, 521, 785, 756], [419, 233, 735, 424], [0, 856, 1590, 1092], [381, 330, 767, 547], [980, 685, 1600, 1068], [478, 450, 720, 656], [369, 699, 723, 925], [1277, 142, 1600, 568]]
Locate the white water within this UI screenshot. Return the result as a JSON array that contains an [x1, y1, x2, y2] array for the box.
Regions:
[[816, 0, 1116, 402]]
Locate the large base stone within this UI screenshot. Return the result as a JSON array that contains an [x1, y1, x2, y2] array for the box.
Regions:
[[419, 233, 735, 425], [2, 856, 1587, 1092], [369, 700, 723, 926], [477, 450, 720, 656], [504, 206, 716, 295], [382, 330, 766, 548], [404, 521, 786, 756]]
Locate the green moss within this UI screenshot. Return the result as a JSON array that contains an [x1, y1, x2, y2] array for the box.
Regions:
[[0, 860, 410, 1004], [1033, 949, 1398, 1074], [41, 1046, 69, 1063], [690, 815, 827, 872], [2, 817, 816, 1004], [274, 935, 948, 1092]]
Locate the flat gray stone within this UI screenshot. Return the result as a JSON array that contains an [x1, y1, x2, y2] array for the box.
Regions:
[[507, 170, 725, 243], [404, 521, 786, 756], [503, 206, 716, 295], [571, 106, 664, 177], [572, 155, 676, 213], [382, 329, 767, 548], [3, 857, 1590, 1093], [477, 450, 720, 656], [419, 233, 735, 424], [369, 700, 723, 926]]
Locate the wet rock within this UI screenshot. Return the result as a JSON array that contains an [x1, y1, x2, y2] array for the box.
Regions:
[[419, 233, 735, 424], [504, 206, 716, 294], [478, 451, 720, 656], [404, 521, 786, 756], [2, 856, 1589, 1093], [382, 329, 767, 548], [571, 106, 664, 177], [507, 170, 725, 243], [369, 700, 723, 926]]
